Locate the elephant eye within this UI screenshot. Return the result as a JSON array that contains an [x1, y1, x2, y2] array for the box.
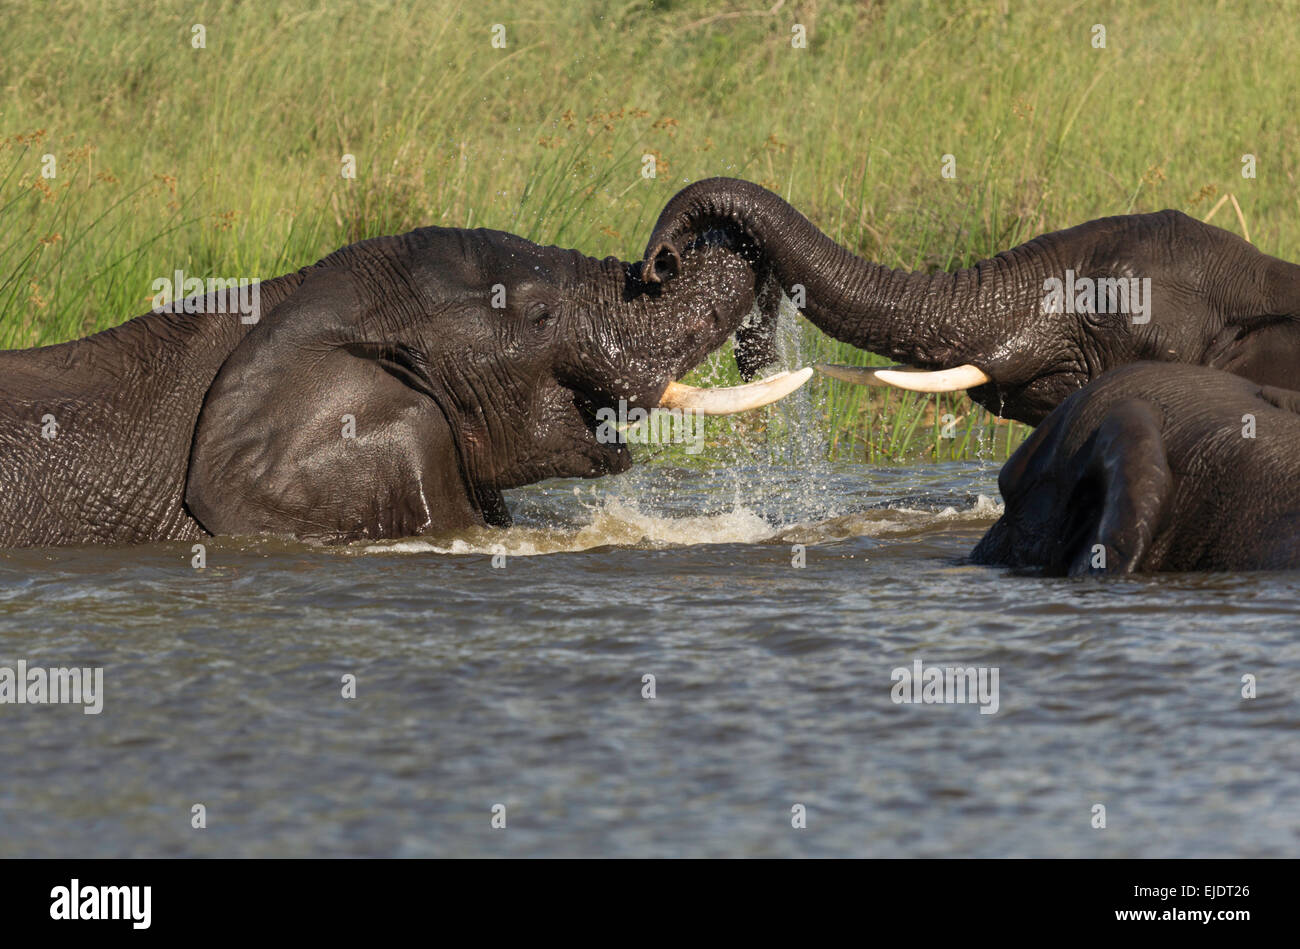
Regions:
[[528, 302, 554, 327]]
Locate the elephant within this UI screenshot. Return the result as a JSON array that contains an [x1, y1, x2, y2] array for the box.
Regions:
[[0, 228, 811, 547], [970, 362, 1300, 574], [639, 177, 1300, 424]]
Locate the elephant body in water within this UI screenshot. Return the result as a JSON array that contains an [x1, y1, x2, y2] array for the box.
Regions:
[[639, 178, 1300, 572], [971, 363, 1300, 574], [0, 228, 808, 547], [641, 178, 1300, 424]]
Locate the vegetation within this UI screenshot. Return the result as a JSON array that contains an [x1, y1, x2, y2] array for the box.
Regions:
[[4, 0, 1296, 461]]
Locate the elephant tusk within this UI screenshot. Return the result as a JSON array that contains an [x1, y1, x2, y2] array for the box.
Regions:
[[815, 362, 991, 393], [658, 367, 814, 415]]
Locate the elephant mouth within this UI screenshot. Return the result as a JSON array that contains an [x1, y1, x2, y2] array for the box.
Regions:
[[813, 362, 991, 393]]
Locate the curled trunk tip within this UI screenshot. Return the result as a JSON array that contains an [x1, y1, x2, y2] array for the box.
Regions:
[[641, 241, 681, 284]]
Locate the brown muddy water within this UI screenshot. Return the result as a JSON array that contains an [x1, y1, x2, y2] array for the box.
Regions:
[[1, 456, 1297, 857]]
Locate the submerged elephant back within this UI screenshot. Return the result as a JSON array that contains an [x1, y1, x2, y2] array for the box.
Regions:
[[974, 363, 1300, 574]]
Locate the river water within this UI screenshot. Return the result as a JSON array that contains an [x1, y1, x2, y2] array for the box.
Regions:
[[2, 452, 1296, 857]]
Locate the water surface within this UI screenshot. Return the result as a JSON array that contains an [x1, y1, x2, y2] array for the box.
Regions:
[[2, 459, 1297, 857]]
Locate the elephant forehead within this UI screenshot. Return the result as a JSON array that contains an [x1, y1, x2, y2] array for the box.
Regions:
[[400, 226, 592, 296]]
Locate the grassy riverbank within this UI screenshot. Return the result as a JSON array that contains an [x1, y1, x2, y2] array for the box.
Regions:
[[3, 0, 1297, 460]]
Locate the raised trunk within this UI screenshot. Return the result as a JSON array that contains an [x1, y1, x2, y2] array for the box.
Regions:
[[641, 177, 1044, 372]]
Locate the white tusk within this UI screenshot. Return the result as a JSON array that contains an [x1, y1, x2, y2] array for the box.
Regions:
[[658, 367, 814, 415], [815, 362, 990, 393]]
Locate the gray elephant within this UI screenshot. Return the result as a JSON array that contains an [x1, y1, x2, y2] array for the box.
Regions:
[[0, 229, 809, 547], [640, 178, 1300, 424], [970, 362, 1300, 574]]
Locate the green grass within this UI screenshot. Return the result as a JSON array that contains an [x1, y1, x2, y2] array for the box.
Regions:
[[4, 0, 1298, 462]]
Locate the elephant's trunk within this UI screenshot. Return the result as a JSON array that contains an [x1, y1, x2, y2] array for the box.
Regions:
[[641, 177, 1025, 374]]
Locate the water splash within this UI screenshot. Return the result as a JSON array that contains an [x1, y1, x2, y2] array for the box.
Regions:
[[358, 490, 1001, 557], [360, 497, 776, 556], [357, 293, 1005, 558]]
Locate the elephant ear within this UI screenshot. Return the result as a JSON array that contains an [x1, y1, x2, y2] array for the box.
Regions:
[[1064, 399, 1172, 576], [185, 267, 479, 540]]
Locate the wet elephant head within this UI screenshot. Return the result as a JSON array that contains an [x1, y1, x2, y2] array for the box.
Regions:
[[184, 228, 807, 540], [640, 177, 1300, 424]]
